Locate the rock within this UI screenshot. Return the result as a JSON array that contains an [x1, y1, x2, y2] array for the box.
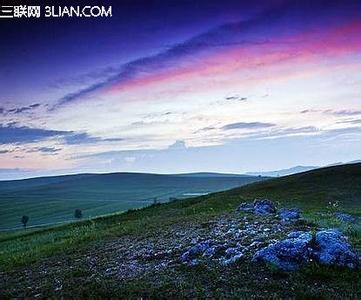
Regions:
[[237, 199, 277, 215], [237, 202, 254, 212], [253, 199, 276, 215], [254, 229, 360, 271], [279, 208, 301, 221], [181, 240, 213, 262], [312, 229, 359, 269], [190, 238, 199, 245], [287, 231, 309, 239], [224, 247, 242, 259], [249, 241, 262, 248], [252, 231, 312, 271], [202, 246, 216, 258], [335, 212, 357, 223], [189, 259, 200, 266], [222, 253, 243, 266]]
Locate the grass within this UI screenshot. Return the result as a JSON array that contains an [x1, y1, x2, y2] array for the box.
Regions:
[[1, 163, 360, 270], [15, 260, 359, 299], [0, 163, 360, 298], [0, 172, 264, 230], [0, 198, 223, 270], [229, 162, 361, 210]]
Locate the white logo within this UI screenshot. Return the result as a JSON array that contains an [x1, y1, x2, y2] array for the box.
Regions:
[[0, 5, 112, 19]]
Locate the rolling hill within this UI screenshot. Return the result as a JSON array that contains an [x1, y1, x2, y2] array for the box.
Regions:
[[233, 162, 361, 209], [246, 165, 318, 177], [0, 163, 360, 298], [0, 172, 265, 230]]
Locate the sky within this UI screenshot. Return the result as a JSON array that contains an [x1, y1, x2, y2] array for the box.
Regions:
[[1, 0, 361, 179]]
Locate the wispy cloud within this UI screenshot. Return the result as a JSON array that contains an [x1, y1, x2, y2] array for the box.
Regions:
[[51, 4, 297, 109], [194, 126, 217, 134], [300, 109, 361, 116], [1, 103, 41, 115], [222, 122, 275, 130], [49, 66, 120, 89], [336, 118, 361, 125], [329, 109, 361, 116], [300, 109, 317, 114], [0, 124, 123, 146], [251, 126, 320, 139], [0, 124, 69, 144], [51, 2, 361, 111], [63, 133, 123, 145], [224, 95, 247, 101], [26, 147, 62, 154]]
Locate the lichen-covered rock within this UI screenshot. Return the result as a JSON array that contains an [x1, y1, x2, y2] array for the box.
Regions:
[[312, 229, 359, 269], [237, 202, 254, 212], [252, 231, 312, 271], [335, 212, 357, 223], [253, 199, 276, 215], [279, 208, 301, 221]]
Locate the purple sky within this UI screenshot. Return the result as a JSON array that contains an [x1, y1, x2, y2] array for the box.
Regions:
[[1, 0, 361, 179]]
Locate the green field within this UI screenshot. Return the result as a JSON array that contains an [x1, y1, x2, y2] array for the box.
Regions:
[[0, 172, 264, 230], [0, 164, 360, 298]]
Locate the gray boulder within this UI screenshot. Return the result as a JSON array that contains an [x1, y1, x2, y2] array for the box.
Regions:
[[253, 229, 360, 271], [252, 231, 312, 271], [253, 199, 277, 215], [279, 208, 301, 221], [312, 229, 359, 269]]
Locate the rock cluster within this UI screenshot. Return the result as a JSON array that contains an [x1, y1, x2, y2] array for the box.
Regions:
[[254, 199, 277, 215], [237, 198, 277, 215], [238, 199, 301, 222], [252, 231, 312, 271], [64, 198, 359, 278], [181, 199, 360, 271], [313, 229, 359, 268], [180, 234, 244, 266], [253, 229, 359, 270], [237, 199, 276, 215], [179, 211, 292, 267]]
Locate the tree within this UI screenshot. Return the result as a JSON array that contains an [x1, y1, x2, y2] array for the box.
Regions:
[[21, 215, 29, 228], [74, 209, 83, 219]]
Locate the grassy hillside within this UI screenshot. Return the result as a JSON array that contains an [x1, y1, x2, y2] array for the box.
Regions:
[[0, 164, 360, 298], [0, 173, 264, 230], [231, 162, 361, 210]]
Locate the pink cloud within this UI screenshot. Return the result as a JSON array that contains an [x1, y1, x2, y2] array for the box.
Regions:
[[104, 20, 361, 97]]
